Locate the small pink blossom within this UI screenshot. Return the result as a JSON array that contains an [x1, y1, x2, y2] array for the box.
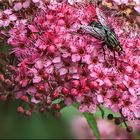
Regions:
[[23, 0, 31, 9], [13, 2, 23, 11], [32, 0, 40, 3]]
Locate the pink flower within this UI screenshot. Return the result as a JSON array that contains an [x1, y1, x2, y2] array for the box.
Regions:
[[134, 6, 140, 14], [15, 63, 29, 87], [113, 0, 128, 5], [32, 0, 40, 3], [0, 9, 17, 27], [13, 2, 23, 11]]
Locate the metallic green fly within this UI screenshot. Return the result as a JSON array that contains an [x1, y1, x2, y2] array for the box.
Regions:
[[81, 7, 123, 65]]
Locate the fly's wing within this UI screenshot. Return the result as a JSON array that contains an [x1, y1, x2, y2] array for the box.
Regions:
[[81, 25, 106, 40], [96, 7, 111, 29]]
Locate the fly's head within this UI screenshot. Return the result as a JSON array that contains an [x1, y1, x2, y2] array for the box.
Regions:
[[115, 45, 123, 55]]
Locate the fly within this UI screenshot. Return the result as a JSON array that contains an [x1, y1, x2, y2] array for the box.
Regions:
[[81, 7, 123, 66]]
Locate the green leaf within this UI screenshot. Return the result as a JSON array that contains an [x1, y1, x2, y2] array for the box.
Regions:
[[59, 100, 66, 109], [73, 103, 100, 139], [83, 112, 100, 139]]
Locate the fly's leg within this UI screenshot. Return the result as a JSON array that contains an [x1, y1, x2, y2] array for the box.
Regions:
[[102, 45, 106, 61], [101, 42, 106, 62], [113, 51, 117, 66]]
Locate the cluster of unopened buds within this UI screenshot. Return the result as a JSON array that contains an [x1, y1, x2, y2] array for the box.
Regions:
[[0, 0, 139, 131]]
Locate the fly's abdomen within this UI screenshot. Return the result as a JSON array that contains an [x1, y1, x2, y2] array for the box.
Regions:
[[106, 30, 120, 50]]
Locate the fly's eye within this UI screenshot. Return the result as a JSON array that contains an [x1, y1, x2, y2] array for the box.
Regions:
[[115, 46, 122, 52]]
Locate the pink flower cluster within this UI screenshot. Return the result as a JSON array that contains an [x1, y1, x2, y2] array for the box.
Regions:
[[0, 0, 45, 27], [101, 0, 140, 14], [113, 0, 140, 13], [0, 9, 17, 27], [0, 1, 140, 123]]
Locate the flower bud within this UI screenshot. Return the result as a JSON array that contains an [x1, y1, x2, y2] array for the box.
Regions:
[[4, 79, 12, 87], [89, 81, 98, 90], [126, 126, 133, 133], [65, 75, 72, 81], [117, 83, 127, 91], [0, 74, 4, 82], [42, 73, 48, 80], [53, 103, 61, 110], [34, 93, 42, 100], [27, 72, 34, 79], [47, 45, 56, 55], [37, 85, 46, 93], [21, 95, 29, 102], [39, 107, 45, 113], [46, 99, 52, 105], [57, 19, 65, 26], [17, 106, 24, 113], [107, 114, 114, 120], [71, 80, 80, 87], [0, 95, 7, 101], [114, 118, 123, 125], [52, 91, 59, 99], [24, 110, 32, 117], [62, 87, 69, 95]]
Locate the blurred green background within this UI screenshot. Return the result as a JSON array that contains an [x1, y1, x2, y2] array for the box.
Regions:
[[0, 100, 81, 139]]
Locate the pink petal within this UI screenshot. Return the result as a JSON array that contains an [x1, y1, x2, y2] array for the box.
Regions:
[[59, 68, 68, 75], [64, 97, 73, 106], [126, 66, 133, 73], [69, 67, 77, 74], [35, 60, 44, 69], [3, 20, 10, 27], [134, 0, 140, 5], [44, 59, 52, 67], [21, 79, 28, 87], [45, 65, 54, 74], [23, 0, 30, 8], [52, 57, 61, 63], [28, 25, 38, 32], [15, 91, 23, 99], [32, 0, 40, 3], [33, 76, 42, 83], [134, 6, 140, 14], [129, 88, 136, 96], [31, 97, 40, 104], [0, 20, 3, 27], [82, 55, 91, 64], [89, 104, 97, 113], [14, 2, 23, 11], [104, 78, 112, 87], [26, 87, 37, 95], [3, 9, 12, 15], [72, 54, 81, 62], [97, 95, 103, 103], [9, 14, 17, 21], [79, 104, 88, 112]]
